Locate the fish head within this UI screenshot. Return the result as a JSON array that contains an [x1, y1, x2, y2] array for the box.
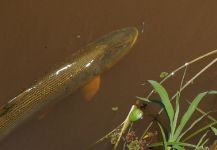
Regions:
[[76, 27, 138, 78], [95, 27, 138, 71]]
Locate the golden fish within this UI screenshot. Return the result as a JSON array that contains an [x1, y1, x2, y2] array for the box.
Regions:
[[0, 27, 138, 140]]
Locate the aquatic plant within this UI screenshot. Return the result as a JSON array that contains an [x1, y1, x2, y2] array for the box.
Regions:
[[139, 81, 217, 149], [90, 49, 217, 150]]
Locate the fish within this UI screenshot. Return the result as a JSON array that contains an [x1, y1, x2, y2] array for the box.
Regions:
[[82, 75, 101, 101], [0, 27, 138, 140], [210, 140, 217, 150]]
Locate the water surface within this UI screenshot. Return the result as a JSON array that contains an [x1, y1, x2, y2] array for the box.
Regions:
[[0, 0, 216, 149]]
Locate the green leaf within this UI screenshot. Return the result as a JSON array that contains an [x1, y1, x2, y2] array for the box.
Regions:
[[196, 131, 208, 148], [208, 90, 217, 94], [157, 122, 168, 150], [148, 80, 174, 128], [187, 100, 217, 122], [183, 120, 217, 142], [148, 142, 164, 148], [150, 141, 197, 149], [201, 138, 209, 147], [167, 142, 197, 148], [170, 92, 180, 141], [178, 111, 211, 141], [210, 126, 217, 136], [172, 144, 184, 150], [160, 72, 169, 78], [174, 92, 208, 140]]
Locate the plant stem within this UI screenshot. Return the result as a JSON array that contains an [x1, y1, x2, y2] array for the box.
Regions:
[[179, 57, 217, 94], [113, 105, 136, 150], [122, 122, 133, 150], [91, 122, 124, 146], [147, 49, 217, 99], [141, 57, 217, 139]]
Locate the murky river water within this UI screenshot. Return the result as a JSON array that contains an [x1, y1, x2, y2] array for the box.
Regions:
[[0, 0, 216, 149]]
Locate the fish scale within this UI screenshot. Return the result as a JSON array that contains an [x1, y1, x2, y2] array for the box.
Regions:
[[0, 27, 138, 140]]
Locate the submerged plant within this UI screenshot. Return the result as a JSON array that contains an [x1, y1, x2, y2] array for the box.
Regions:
[[89, 49, 217, 150]]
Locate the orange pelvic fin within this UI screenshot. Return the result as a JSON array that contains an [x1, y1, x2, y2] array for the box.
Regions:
[[82, 76, 101, 101]]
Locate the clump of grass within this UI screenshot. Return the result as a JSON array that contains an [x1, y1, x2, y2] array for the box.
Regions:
[[140, 80, 217, 149], [90, 49, 217, 150]]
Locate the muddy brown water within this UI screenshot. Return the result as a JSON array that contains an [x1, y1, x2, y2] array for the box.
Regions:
[[0, 0, 216, 150]]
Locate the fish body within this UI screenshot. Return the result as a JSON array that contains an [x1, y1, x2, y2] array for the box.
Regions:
[[0, 27, 138, 139], [210, 140, 217, 150]]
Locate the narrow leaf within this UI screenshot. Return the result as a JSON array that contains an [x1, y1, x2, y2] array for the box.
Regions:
[[210, 126, 217, 136], [148, 142, 163, 148], [167, 142, 197, 148], [201, 138, 209, 148], [187, 100, 217, 122], [160, 72, 169, 78], [172, 144, 184, 150], [183, 120, 217, 142], [170, 92, 180, 141], [178, 111, 211, 141], [174, 92, 208, 140], [157, 122, 168, 150], [148, 80, 174, 127], [208, 90, 217, 94], [196, 131, 208, 148]]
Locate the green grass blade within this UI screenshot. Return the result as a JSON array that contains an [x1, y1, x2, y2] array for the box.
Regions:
[[196, 131, 208, 148], [172, 144, 184, 150], [208, 90, 217, 94], [157, 122, 168, 150], [178, 111, 211, 141], [186, 100, 217, 122], [148, 80, 174, 128], [170, 92, 180, 141], [173, 92, 208, 140], [148, 142, 163, 148], [150, 141, 197, 149], [210, 126, 217, 135], [183, 120, 217, 142], [200, 138, 209, 148], [167, 142, 197, 148]]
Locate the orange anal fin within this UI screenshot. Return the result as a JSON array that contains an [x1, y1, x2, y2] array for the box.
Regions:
[[82, 76, 101, 101]]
